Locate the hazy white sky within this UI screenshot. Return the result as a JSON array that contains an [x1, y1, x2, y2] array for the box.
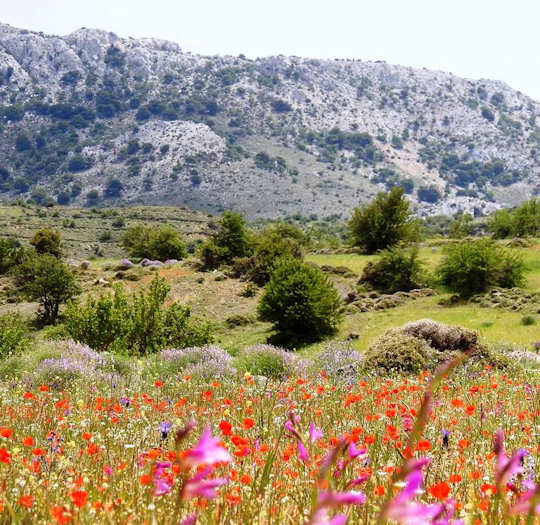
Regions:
[[2, 0, 539, 100]]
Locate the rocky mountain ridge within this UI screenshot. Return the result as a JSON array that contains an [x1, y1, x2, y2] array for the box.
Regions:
[[0, 22, 538, 219]]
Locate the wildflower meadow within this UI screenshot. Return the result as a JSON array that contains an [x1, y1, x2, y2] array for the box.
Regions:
[[0, 351, 537, 524]]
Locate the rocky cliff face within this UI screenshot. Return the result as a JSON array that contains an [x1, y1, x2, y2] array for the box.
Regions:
[[0, 22, 538, 219]]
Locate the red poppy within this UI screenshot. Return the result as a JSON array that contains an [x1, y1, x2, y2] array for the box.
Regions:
[[428, 482, 450, 500], [18, 494, 34, 508], [242, 418, 254, 430], [70, 490, 88, 508]]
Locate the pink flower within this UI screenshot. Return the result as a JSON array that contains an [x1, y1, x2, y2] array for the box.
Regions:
[[385, 459, 463, 525], [183, 426, 232, 467], [318, 490, 367, 507], [509, 479, 540, 516], [153, 461, 172, 496], [309, 508, 348, 525], [348, 441, 366, 458], [179, 514, 198, 525], [298, 441, 310, 462], [493, 429, 528, 488], [309, 422, 323, 443], [182, 467, 228, 500]]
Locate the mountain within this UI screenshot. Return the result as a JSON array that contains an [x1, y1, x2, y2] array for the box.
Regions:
[[0, 22, 538, 219]]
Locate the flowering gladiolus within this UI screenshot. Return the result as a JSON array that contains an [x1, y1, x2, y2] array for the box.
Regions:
[[183, 426, 232, 467]]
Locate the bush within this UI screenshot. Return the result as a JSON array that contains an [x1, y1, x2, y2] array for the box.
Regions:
[[401, 319, 478, 351], [30, 229, 62, 257], [0, 313, 28, 356], [200, 211, 253, 269], [258, 259, 342, 345], [417, 185, 441, 203], [359, 245, 425, 293], [14, 254, 80, 324], [363, 329, 433, 373], [488, 199, 539, 238], [437, 239, 525, 298], [65, 276, 212, 354], [151, 346, 235, 379], [122, 225, 187, 261], [521, 315, 536, 326], [315, 342, 362, 382], [348, 187, 418, 253], [234, 345, 305, 379], [0, 238, 27, 274], [232, 230, 303, 285]]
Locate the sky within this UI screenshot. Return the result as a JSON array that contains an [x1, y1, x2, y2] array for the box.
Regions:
[[2, 0, 539, 100]]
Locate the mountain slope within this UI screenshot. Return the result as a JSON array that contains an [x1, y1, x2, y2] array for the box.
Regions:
[[0, 22, 538, 219]]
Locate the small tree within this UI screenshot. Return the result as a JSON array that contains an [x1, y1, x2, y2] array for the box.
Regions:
[[359, 245, 425, 293], [348, 187, 417, 253], [15, 254, 80, 324], [449, 213, 473, 239], [30, 229, 62, 257], [258, 259, 342, 345], [437, 239, 525, 298], [122, 225, 187, 261], [200, 211, 253, 269]]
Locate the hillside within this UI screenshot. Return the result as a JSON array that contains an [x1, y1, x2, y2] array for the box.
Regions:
[[0, 22, 539, 218]]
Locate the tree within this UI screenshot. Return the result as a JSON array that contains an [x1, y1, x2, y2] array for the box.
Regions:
[[449, 213, 473, 238], [104, 179, 124, 199], [30, 229, 62, 257], [258, 259, 342, 345], [437, 239, 525, 298], [348, 187, 417, 253], [15, 254, 80, 324], [122, 225, 187, 261], [200, 211, 253, 269], [65, 276, 212, 354]]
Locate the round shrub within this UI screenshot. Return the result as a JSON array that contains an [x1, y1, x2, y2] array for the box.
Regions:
[[359, 245, 425, 293], [437, 239, 525, 298], [153, 346, 235, 379], [315, 342, 363, 382], [234, 344, 306, 379], [258, 259, 342, 345], [363, 329, 433, 374]]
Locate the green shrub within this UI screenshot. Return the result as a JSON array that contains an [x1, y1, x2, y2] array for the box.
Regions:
[[0, 313, 29, 356], [233, 230, 303, 285], [437, 239, 525, 298], [30, 229, 62, 257], [122, 225, 187, 261], [234, 345, 300, 379], [258, 259, 342, 345], [14, 254, 80, 324], [363, 329, 433, 373], [348, 187, 419, 253], [521, 315, 536, 326], [359, 245, 424, 293], [65, 276, 212, 354], [0, 238, 27, 274], [225, 314, 254, 328], [200, 211, 253, 269], [488, 198, 539, 238]]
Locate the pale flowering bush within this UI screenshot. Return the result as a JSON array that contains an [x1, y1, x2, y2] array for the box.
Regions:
[[315, 341, 363, 381], [151, 345, 236, 378], [234, 344, 310, 379]]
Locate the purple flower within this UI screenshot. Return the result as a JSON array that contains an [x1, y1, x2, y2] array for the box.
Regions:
[[442, 430, 450, 449], [509, 479, 540, 516], [183, 426, 232, 467], [160, 421, 172, 440]]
